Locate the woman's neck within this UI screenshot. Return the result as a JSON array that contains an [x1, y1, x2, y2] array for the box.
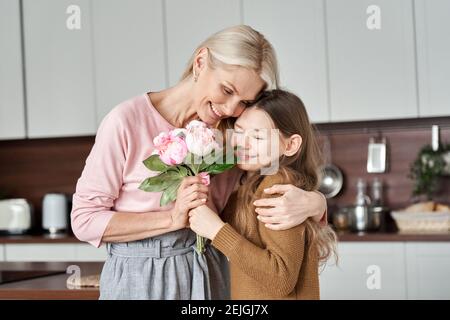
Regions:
[[149, 79, 199, 128]]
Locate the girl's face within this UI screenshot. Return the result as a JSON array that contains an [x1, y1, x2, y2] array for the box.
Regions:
[[231, 107, 287, 172], [192, 50, 265, 126]]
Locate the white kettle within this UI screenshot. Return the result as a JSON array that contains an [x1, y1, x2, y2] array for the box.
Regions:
[[42, 193, 68, 234], [0, 199, 33, 234]]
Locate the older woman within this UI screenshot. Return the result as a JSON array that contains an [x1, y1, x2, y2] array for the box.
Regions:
[[71, 25, 327, 300]]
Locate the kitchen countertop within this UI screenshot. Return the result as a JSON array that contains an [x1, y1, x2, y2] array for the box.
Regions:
[[337, 230, 450, 241], [0, 262, 102, 299], [1, 229, 450, 244]]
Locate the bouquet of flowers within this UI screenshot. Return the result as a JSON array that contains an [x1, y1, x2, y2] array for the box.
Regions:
[[139, 120, 236, 253]]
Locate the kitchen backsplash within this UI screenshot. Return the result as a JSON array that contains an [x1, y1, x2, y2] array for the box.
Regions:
[[316, 117, 450, 212], [1, 117, 449, 229]]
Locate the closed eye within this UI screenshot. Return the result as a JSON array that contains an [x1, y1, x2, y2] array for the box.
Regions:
[[241, 100, 253, 107], [223, 86, 233, 95]]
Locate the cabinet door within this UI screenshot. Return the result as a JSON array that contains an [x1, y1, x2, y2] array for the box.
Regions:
[[91, 0, 167, 123], [74, 244, 107, 261], [319, 242, 407, 299], [0, 244, 4, 261], [23, 0, 96, 138], [326, 0, 417, 121], [243, 0, 330, 123], [415, 0, 450, 117], [0, 0, 26, 140], [406, 242, 450, 299], [165, 0, 241, 86], [4, 244, 76, 262]]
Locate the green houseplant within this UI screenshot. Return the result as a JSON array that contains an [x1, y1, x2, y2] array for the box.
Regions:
[[409, 143, 450, 199]]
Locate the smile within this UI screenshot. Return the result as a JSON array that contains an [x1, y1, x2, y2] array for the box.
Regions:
[[209, 102, 223, 118], [236, 151, 257, 160]]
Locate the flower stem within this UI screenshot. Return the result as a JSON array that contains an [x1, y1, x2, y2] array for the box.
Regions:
[[196, 234, 205, 254]]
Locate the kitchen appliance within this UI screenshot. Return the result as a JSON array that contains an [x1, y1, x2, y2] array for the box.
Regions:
[[319, 136, 344, 198], [0, 199, 33, 235], [42, 193, 69, 234]]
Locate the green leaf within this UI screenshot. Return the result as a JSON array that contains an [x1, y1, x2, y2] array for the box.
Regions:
[[143, 154, 170, 172], [160, 180, 182, 206], [205, 163, 235, 175], [138, 170, 182, 192], [199, 160, 211, 172], [176, 166, 189, 176]]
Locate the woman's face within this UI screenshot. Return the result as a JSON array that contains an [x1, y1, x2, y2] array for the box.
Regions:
[[231, 107, 286, 172], [193, 60, 265, 126]]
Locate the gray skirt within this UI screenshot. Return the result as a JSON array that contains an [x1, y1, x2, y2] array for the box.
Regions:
[[99, 228, 230, 300]]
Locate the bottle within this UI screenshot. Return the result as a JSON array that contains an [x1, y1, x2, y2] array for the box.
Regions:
[[350, 179, 372, 232], [371, 178, 383, 207], [355, 178, 371, 206], [370, 178, 385, 231]]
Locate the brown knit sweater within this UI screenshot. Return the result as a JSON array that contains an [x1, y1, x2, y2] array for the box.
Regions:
[[211, 173, 320, 300]]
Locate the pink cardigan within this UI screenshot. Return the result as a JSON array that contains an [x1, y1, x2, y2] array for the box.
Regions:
[[71, 93, 241, 247]]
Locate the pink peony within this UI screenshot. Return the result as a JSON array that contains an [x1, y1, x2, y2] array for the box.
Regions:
[[198, 172, 210, 186], [153, 131, 188, 165], [185, 120, 219, 156]]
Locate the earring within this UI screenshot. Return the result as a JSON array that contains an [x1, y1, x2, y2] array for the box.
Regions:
[[193, 70, 198, 82]]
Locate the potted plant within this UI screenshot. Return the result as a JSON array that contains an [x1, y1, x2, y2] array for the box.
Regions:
[[409, 143, 450, 200]]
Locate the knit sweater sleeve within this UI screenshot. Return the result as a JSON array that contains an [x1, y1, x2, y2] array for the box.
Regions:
[[211, 174, 307, 297]]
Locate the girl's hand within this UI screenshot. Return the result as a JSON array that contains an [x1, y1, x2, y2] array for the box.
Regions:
[[171, 176, 209, 229], [253, 185, 327, 230], [189, 205, 225, 240]]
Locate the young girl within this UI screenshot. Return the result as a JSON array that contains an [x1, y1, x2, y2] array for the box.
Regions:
[[189, 89, 337, 299]]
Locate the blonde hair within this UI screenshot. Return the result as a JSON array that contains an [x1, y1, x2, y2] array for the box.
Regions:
[[181, 25, 279, 90]]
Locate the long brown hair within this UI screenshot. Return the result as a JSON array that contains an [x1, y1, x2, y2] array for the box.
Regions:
[[235, 90, 337, 265]]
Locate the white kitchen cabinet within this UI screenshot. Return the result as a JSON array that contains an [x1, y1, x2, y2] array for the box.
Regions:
[[0, 0, 26, 140], [91, 0, 167, 124], [0, 244, 4, 261], [243, 0, 330, 123], [22, 0, 96, 138], [319, 242, 407, 299], [414, 0, 450, 117], [405, 242, 450, 299], [74, 244, 107, 262], [165, 0, 241, 86], [4, 243, 107, 262], [326, 0, 418, 122], [5, 243, 76, 262]]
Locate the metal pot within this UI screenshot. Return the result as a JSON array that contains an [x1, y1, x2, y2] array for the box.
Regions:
[[332, 207, 351, 231], [347, 205, 386, 232]]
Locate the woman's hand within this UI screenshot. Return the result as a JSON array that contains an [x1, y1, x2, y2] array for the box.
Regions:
[[170, 176, 209, 229], [253, 184, 327, 230], [189, 205, 225, 240]]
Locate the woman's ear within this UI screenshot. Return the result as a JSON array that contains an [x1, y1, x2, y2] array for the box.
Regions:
[[283, 134, 302, 157], [194, 47, 209, 73]]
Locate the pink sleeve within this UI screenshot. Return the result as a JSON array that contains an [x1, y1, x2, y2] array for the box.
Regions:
[[71, 109, 127, 248], [320, 208, 328, 227]]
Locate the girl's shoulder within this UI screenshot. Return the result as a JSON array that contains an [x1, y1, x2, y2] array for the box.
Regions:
[[255, 171, 294, 198]]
